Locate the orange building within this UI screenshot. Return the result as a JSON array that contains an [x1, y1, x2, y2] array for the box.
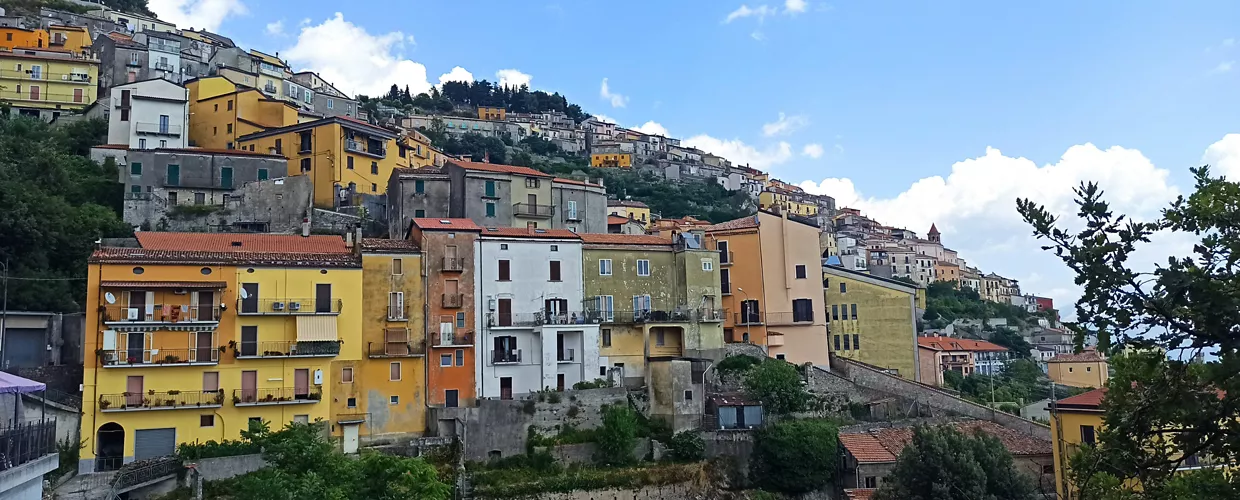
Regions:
[[0, 27, 48, 49], [407, 218, 481, 407]]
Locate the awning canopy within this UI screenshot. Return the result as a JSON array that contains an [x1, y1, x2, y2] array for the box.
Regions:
[[101, 281, 228, 289], [0, 371, 45, 394]]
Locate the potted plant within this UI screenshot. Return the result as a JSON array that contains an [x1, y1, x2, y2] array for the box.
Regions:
[[148, 389, 156, 396], [214, 392, 225, 405], [164, 399, 176, 407], [99, 400, 111, 410], [167, 390, 181, 395], [232, 394, 242, 405]]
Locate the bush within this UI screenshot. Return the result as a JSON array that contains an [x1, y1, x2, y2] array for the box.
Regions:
[[716, 355, 762, 375], [470, 463, 698, 498], [744, 360, 810, 415], [594, 406, 638, 466], [666, 431, 705, 462], [572, 378, 612, 390], [751, 419, 839, 494]]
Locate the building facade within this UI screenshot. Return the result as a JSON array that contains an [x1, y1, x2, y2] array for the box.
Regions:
[[822, 265, 920, 380], [408, 218, 481, 408], [550, 178, 607, 234], [1047, 352, 1108, 388], [106, 78, 188, 149], [0, 45, 98, 121], [916, 336, 1009, 386]]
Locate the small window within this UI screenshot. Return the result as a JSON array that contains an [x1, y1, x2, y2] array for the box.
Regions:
[[133, 267, 145, 275], [249, 416, 263, 425], [703, 261, 713, 271], [864, 476, 878, 488], [840, 282, 847, 293], [371, 162, 378, 175], [1086, 366, 1092, 372], [549, 261, 562, 281], [599, 259, 613, 276], [392, 258, 403, 275], [795, 264, 807, 279], [456, 349, 465, 366], [550, 245, 558, 252], [440, 354, 452, 367], [498, 260, 510, 281], [776, 354, 786, 360], [853, 334, 859, 350], [371, 183, 377, 192], [602, 329, 612, 347], [415, 209, 425, 217], [200, 414, 215, 427], [851, 304, 858, 319], [1081, 425, 1096, 446], [637, 259, 650, 276], [844, 334, 851, 350], [456, 312, 465, 328], [390, 362, 401, 381], [485, 202, 496, 218], [347, 156, 354, 169], [257, 168, 269, 181], [347, 397, 357, 408], [684, 390, 693, 401], [500, 243, 508, 250], [390, 395, 399, 405], [130, 162, 142, 175], [200, 267, 212, 275], [834, 335, 841, 351], [342, 367, 353, 383], [415, 179, 425, 193]]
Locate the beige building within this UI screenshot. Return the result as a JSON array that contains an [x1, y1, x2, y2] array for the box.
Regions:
[[1047, 351, 1108, 388]]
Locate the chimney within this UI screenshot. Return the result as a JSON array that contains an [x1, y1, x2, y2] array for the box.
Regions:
[[483, 151, 490, 163], [345, 229, 354, 248], [355, 226, 363, 253], [301, 217, 310, 237]]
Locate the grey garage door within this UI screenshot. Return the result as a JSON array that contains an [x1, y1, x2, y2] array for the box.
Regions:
[[2, 328, 46, 368], [133, 428, 176, 461]]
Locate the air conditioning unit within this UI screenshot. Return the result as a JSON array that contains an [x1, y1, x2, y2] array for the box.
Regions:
[[288, 302, 301, 311], [272, 301, 285, 311], [173, 289, 188, 295], [61, 75, 68, 81], [125, 308, 139, 320]]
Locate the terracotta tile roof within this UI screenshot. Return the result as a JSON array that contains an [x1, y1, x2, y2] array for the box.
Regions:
[[151, 147, 285, 159], [844, 489, 876, 500], [411, 218, 482, 232], [838, 433, 897, 463], [449, 159, 552, 178], [100, 281, 227, 289], [553, 177, 601, 187], [360, 238, 419, 253], [1049, 352, 1106, 363], [1055, 388, 1107, 409], [704, 215, 760, 232], [917, 336, 1008, 352], [608, 215, 637, 225], [135, 232, 348, 254], [395, 166, 446, 177], [90, 247, 359, 268], [607, 199, 648, 208], [93, 144, 130, 150], [580, 234, 671, 246], [480, 227, 581, 239]]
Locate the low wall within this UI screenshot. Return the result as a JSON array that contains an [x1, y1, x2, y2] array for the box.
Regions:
[[186, 454, 267, 482], [526, 483, 697, 500], [545, 438, 649, 465]]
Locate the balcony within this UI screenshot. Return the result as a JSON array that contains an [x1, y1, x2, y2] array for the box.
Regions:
[[99, 347, 219, 367], [442, 257, 464, 272], [442, 293, 464, 308], [513, 203, 555, 218], [367, 341, 426, 358], [233, 387, 321, 406], [0, 69, 92, 83], [432, 331, 472, 348], [492, 349, 522, 364], [488, 311, 600, 328], [720, 251, 735, 265], [102, 304, 220, 325], [557, 348, 577, 363], [588, 309, 723, 324], [236, 298, 343, 315], [234, 340, 341, 359], [346, 139, 386, 158], [99, 390, 224, 412], [734, 311, 765, 326], [262, 83, 278, 94], [135, 122, 182, 136], [766, 312, 814, 326], [152, 62, 175, 72]]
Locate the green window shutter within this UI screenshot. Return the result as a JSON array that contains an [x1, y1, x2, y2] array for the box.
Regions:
[[257, 169, 268, 181], [221, 167, 233, 189], [167, 164, 180, 186], [485, 180, 495, 197], [130, 162, 142, 175], [486, 202, 495, 217]]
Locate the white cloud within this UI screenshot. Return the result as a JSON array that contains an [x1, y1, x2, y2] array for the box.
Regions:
[[785, 0, 808, 14], [299, 18, 311, 26], [634, 121, 670, 137], [592, 114, 617, 124], [683, 135, 793, 171], [495, 69, 532, 88], [802, 143, 824, 159], [148, 0, 246, 32], [600, 78, 628, 108], [265, 20, 284, 36], [1211, 61, 1234, 74], [283, 12, 432, 97], [1202, 134, 1240, 179], [438, 66, 474, 86], [724, 4, 776, 23], [762, 112, 809, 137], [751, 31, 766, 41], [1224, 38, 1236, 47]]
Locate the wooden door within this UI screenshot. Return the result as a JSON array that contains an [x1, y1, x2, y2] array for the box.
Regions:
[[126, 332, 145, 364], [500, 378, 512, 400], [195, 332, 212, 363], [294, 369, 309, 398], [498, 298, 512, 327], [126, 376, 142, 406], [557, 374, 565, 392], [241, 370, 256, 402], [197, 291, 214, 320]]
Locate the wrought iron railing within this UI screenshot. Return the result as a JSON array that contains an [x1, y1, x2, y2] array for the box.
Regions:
[[367, 341, 426, 357], [233, 387, 321, 405], [432, 331, 472, 347], [235, 340, 340, 358], [99, 347, 219, 366], [491, 349, 522, 364], [236, 298, 343, 315], [734, 311, 765, 326], [443, 293, 464, 308], [0, 420, 56, 472], [101, 304, 220, 323], [443, 257, 464, 271], [512, 203, 554, 217], [99, 390, 224, 411]]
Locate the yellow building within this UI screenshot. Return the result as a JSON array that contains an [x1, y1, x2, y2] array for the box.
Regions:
[[1049, 388, 1105, 499], [477, 105, 506, 121], [759, 190, 819, 217], [236, 116, 410, 208], [608, 199, 651, 228], [405, 130, 447, 168], [591, 153, 632, 168], [79, 232, 362, 472], [185, 77, 300, 149], [0, 46, 98, 120], [0, 27, 48, 49], [356, 239, 427, 443], [47, 25, 91, 55], [822, 265, 920, 380], [1047, 351, 1109, 388], [249, 49, 289, 98]]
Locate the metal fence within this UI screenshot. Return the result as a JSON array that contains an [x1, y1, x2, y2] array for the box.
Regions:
[[0, 420, 56, 472]]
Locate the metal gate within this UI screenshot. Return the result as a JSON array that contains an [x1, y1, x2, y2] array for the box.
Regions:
[[133, 428, 176, 461]]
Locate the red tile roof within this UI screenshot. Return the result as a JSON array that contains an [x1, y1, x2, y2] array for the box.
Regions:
[[845, 489, 876, 500], [90, 247, 359, 268], [704, 215, 760, 232], [580, 234, 671, 246], [841, 420, 1052, 465], [360, 238, 420, 253], [1055, 388, 1107, 409], [100, 281, 227, 289], [449, 159, 552, 178], [838, 434, 897, 463], [917, 336, 1008, 352], [480, 227, 581, 239], [608, 215, 637, 225], [411, 218, 482, 232], [1049, 352, 1106, 363], [553, 177, 601, 187], [135, 232, 348, 254], [608, 199, 649, 208], [152, 147, 286, 159]]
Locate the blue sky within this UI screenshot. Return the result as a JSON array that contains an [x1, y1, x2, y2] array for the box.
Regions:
[[155, 0, 1240, 310]]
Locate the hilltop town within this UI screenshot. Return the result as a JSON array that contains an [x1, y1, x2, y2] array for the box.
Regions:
[[0, 3, 1145, 500]]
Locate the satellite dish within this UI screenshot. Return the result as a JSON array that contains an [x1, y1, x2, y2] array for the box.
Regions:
[[239, 288, 249, 299], [104, 292, 116, 305]]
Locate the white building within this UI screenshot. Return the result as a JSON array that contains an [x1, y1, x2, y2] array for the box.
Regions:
[[138, 32, 181, 83], [106, 78, 188, 150], [474, 228, 601, 399]]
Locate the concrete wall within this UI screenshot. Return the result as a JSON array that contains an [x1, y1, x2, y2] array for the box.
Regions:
[[545, 438, 649, 465], [823, 267, 919, 380], [550, 182, 607, 234], [187, 453, 266, 482], [388, 173, 452, 237], [0, 453, 57, 500], [116, 174, 313, 233], [648, 360, 703, 432]]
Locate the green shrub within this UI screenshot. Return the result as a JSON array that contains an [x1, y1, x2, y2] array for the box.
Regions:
[[471, 463, 698, 498], [716, 354, 762, 375], [744, 360, 810, 415], [666, 431, 705, 462], [566, 405, 580, 418], [594, 406, 638, 466], [548, 392, 562, 404], [572, 378, 612, 390], [751, 419, 839, 494]]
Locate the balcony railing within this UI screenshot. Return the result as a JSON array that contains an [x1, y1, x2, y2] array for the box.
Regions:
[[557, 348, 576, 363], [234, 340, 341, 358], [151, 61, 175, 71], [0, 69, 93, 82], [233, 387, 321, 406], [442, 293, 464, 308], [586, 309, 725, 324], [99, 390, 224, 412], [492, 349, 522, 364], [135, 122, 182, 136], [765, 312, 815, 326], [734, 311, 765, 326], [236, 298, 343, 315], [513, 203, 555, 218], [720, 251, 735, 265], [367, 341, 426, 358], [0, 420, 56, 473], [443, 257, 464, 272], [99, 347, 219, 367], [432, 331, 472, 347], [102, 304, 220, 324], [488, 311, 600, 327], [346, 139, 386, 158]]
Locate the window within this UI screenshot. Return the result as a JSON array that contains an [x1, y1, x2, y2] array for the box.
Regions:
[[525, 177, 539, 188], [595, 295, 614, 322], [120, 107, 130, 122], [843, 334, 851, 350], [203, 372, 219, 392], [549, 261, 561, 281], [1086, 366, 1092, 372], [739, 299, 760, 324], [864, 476, 878, 489], [841, 304, 849, 320], [440, 354, 452, 367], [795, 265, 807, 279], [456, 312, 465, 328], [567, 200, 577, 220], [227, 100, 233, 111], [498, 260, 511, 281], [347, 156, 354, 169], [371, 183, 377, 192], [853, 334, 859, 350], [792, 299, 814, 322], [347, 397, 357, 408], [299, 131, 312, 152], [328, 99, 334, 109], [684, 390, 693, 401], [602, 329, 612, 347], [274, 139, 282, 155], [485, 202, 496, 217], [371, 162, 378, 175], [415, 210, 425, 217], [130, 163, 141, 176], [840, 282, 847, 293], [703, 261, 713, 271], [415, 180, 425, 193], [776, 354, 786, 360], [226, 123, 232, 134], [201, 415, 215, 427], [166, 165, 180, 186], [484, 180, 496, 197], [390, 395, 399, 405], [300, 158, 311, 172], [390, 362, 401, 381], [599, 259, 613, 276], [851, 304, 858, 319], [220, 167, 233, 189], [832, 304, 839, 320], [550, 245, 558, 251], [500, 244, 508, 250], [138, 138, 146, 149], [834, 335, 841, 351], [130, 185, 141, 194], [637, 259, 650, 276], [1081, 425, 1096, 446], [456, 349, 464, 366]]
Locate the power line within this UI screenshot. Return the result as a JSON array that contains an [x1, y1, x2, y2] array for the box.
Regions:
[[0, 276, 87, 282]]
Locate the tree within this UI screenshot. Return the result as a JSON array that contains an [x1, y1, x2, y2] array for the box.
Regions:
[[1017, 167, 1240, 498], [874, 426, 1036, 500], [593, 405, 638, 467], [750, 419, 838, 494], [990, 327, 1033, 358], [743, 360, 810, 415]]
